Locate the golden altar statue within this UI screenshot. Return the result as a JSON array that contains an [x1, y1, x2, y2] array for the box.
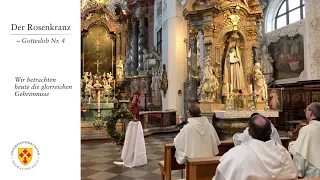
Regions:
[[182, 0, 275, 138]]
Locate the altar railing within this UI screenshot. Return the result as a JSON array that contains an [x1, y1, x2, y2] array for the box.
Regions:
[[139, 110, 177, 129]]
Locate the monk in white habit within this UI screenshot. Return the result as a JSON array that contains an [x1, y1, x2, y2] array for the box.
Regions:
[[233, 113, 282, 146], [289, 102, 320, 178], [214, 114, 297, 180], [174, 105, 221, 164]]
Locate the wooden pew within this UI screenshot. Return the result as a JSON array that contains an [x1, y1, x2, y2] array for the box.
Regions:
[[158, 140, 233, 180], [217, 139, 234, 156], [186, 156, 221, 180], [158, 143, 185, 180]]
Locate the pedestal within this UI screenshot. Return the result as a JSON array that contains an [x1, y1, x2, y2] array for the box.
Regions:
[[199, 102, 213, 113], [256, 101, 266, 110], [200, 101, 225, 113]]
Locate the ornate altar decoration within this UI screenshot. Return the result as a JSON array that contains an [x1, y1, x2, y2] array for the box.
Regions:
[[182, 0, 278, 139], [160, 64, 168, 98], [81, 0, 129, 85], [183, 0, 263, 102], [253, 62, 268, 102], [116, 59, 124, 80], [197, 56, 219, 102]]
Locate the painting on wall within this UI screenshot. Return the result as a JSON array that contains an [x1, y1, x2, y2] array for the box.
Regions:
[[268, 34, 304, 80], [82, 24, 113, 75], [268, 88, 283, 112]]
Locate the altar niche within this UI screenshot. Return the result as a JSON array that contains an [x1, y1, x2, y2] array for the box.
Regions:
[[81, 23, 115, 76]]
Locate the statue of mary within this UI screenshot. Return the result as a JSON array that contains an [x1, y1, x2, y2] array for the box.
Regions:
[[222, 32, 246, 96]]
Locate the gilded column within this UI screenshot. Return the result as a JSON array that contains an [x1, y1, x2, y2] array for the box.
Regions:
[[121, 28, 127, 60], [189, 27, 198, 100], [131, 18, 139, 75], [202, 23, 215, 65], [125, 20, 132, 77], [138, 15, 147, 74], [116, 32, 121, 61], [147, 14, 154, 51]]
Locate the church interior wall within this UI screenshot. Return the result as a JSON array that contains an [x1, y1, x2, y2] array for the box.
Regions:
[[264, 0, 320, 83], [159, 0, 188, 117], [262, 0, 320, 127]]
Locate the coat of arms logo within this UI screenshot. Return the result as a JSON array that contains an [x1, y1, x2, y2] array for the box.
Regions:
[[18, 148, 33, 166]]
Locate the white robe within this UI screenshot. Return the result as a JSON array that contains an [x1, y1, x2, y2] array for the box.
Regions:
[[214, 139, 297, 180], [174, 116, 221, 164], [289, 120, 320, 178], [233, 122, 282, 146], [120, 121, 147, 168]]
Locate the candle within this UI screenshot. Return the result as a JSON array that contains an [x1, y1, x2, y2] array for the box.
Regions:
[[114, 80, 116, 96], [97, 90, 101, 113], [265, 84, 268, 100], [249, 84, 253, 94], [230, 84, 233, 94], [226, 83, 229, 100]]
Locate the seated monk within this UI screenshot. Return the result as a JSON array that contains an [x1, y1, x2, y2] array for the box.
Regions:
[[233, 113, 282, 146], [174, 105, 221, 164], [289, 102, 320, 178], [214, 114, 297, 180]]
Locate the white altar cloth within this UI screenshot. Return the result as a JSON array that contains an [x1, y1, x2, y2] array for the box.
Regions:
[[214, 110, 279, 119], [119, 121, 147, 168]]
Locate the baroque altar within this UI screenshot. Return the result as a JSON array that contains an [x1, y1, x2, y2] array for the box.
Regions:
[[182, 0, 278, 138]]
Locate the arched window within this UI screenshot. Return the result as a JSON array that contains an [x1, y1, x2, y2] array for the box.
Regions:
[[275, 0, 305, 29]]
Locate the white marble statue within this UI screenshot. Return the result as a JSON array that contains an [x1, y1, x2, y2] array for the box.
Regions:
[[197, 58, 219, 102], [223, 32, 246, 95], [151, 67, 162, 105], [93, 79, 103, 88], [253, 62, 268, 101], [260, 45, 274, 83], [116, 60, 124, 80], [142, 49, 149, 69], [85, 79, 93, 99], [82, 72, 89, 84], [103, 72, 114, 99]]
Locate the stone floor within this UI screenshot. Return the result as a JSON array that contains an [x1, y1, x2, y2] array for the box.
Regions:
[[81, 132, 183, 180]]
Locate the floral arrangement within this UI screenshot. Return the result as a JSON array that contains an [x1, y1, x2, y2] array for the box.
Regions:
[[234, 93, 245, 110], [106, 107, 133, 146], [247, 91, 260, 110]]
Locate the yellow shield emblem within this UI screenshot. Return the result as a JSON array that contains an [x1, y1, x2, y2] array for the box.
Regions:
[[18, 148, 33, 166]]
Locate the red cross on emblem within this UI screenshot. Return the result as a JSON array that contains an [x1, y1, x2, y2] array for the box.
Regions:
[[18, 148, 33, 166]]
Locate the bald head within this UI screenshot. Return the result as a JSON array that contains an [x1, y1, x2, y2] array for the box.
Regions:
[[307, 102, 320, 119], [248, 115, 271, 141], [188, 105, 201, 117]]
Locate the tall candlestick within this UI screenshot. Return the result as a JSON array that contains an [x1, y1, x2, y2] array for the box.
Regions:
[[265, 84, 268, 100], [249, 84, 253, 94], [97, 91, 101, 113], [114, 80, 116, 97], [226, 83, 229, 100]]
